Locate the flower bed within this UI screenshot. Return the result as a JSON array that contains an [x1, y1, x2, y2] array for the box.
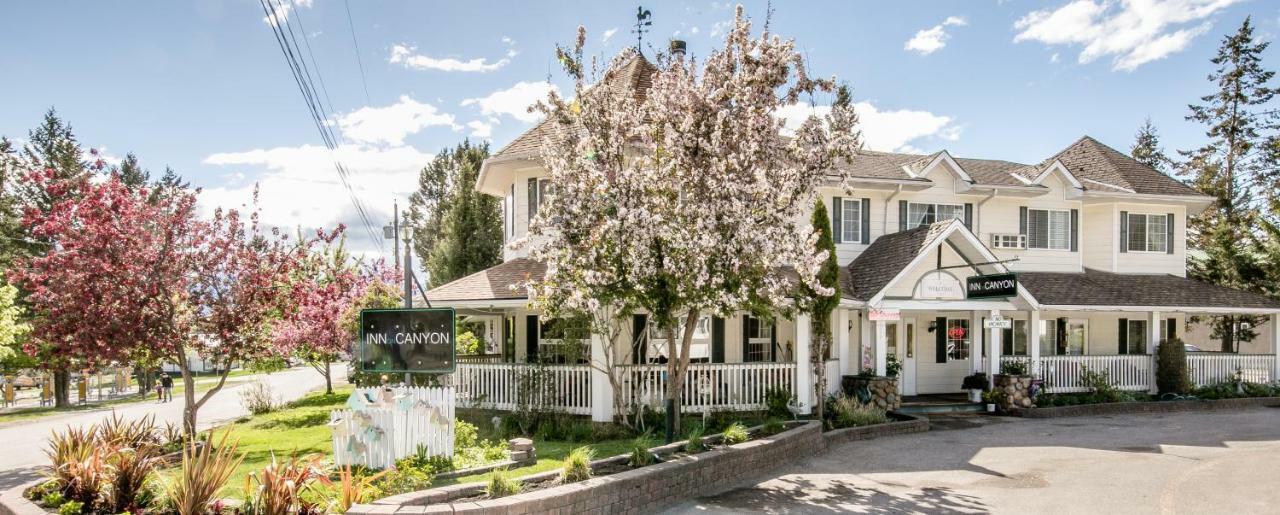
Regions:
[[350, 421, 818, 514]]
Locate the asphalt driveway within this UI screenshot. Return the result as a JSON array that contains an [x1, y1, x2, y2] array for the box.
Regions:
[[671, 408, 1280, 514]]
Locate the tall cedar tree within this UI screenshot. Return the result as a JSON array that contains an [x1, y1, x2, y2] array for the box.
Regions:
[[1130, 118, 1172, 174], [15, 108, 89, 406], [802, 198, 841, 423], [1180, 17, 1276, 351], [407, 140, 502, 287]]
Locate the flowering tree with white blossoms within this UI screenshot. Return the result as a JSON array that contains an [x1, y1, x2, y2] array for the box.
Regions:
[[526, 6, 860, 434]]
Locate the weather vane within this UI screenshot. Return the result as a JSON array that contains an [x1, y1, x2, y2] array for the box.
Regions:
[[632, 6, 653, 54]]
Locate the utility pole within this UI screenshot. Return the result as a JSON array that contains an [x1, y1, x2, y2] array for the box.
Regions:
[[403, 227, 413, 309], [393, 200, 401, 272]]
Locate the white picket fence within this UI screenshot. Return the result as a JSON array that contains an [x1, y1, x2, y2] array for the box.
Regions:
[[331, 387, 455, 470], [1186, 353, 1275, 386], [1002, 355, 1152, 393], [451, 363, 592, 415], [618, 362, 796, 413]]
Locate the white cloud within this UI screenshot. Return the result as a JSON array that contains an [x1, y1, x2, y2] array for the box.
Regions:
[[388, 44, 510, 73], [262, 0, 312, 27], [1050, 52, 1061, 63], [466, 120, 494, 139], [1013, 0, 1239, 71], [602, 27, 619, 43], [710, 20, 733, 38], [336, 96, 459, 146], [777, 101, 960, 153], [461, 81, 558, 124], [201, 142, 434, 257], [905, 16, 968, 55]]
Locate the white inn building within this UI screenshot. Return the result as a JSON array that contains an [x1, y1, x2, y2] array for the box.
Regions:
[[426, 57, 1280, 421]]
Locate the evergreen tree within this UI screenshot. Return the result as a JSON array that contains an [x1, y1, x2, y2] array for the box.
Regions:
[[801, 198, 840, 423], [0, 138, 31, 270], [116, 152, 150, 190], [1130, 118, 1172, 174], [1180, 17, 1275, 351], [406, 140, 502, 287], [19, 108, 88, 216]]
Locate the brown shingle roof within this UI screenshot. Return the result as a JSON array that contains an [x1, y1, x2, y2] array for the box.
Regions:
[[1020, 269, 1280, 309], [493, 54, 657, 160], [425, 258, 544, 302], [844, 221, 954, 301], [1039, 136, 1200, 196]]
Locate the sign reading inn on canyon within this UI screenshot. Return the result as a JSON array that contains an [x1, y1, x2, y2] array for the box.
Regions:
[[358, 308, 457, 373]]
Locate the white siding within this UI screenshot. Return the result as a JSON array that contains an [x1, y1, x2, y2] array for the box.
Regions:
[[1082, 204, 1115, 272]]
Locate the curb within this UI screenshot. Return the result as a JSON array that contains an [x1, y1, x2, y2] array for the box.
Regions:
[[1022, 396, 1280, 418]]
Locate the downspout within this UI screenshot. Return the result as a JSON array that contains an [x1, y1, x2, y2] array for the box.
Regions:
[[884, 184, 903, 235], [975, 189, 998, 237]]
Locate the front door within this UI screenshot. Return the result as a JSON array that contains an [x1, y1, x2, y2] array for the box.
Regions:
[[902, 319, 918, 395]]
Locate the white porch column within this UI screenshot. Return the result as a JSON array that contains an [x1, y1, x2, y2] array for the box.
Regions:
[[1272, 313, 1280, 382], [860, 312, 872, 374], [589, 333, 614, 423], [874, 320, 888, 377], [989, 311, 1001, 390], [970, 311, 983, 373], [1029, 310, 1041, 377], [1149, 311, 1162, 393], [837, 309, 851, 377], [795, 314, 813, 415]]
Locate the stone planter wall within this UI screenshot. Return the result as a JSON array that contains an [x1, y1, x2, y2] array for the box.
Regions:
[[1022, 396, 1280, 418], [995, 374, 1034, 411], [841, 375, 900, 411]]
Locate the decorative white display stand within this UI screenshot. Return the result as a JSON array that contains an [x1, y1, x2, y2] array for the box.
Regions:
[[330, 386, 456, 469]]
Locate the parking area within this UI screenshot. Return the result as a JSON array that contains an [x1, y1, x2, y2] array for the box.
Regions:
[[670, 408, 1280, 514]]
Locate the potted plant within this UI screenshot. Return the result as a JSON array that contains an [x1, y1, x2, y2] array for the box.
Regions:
[[961, 373, 989, 403], [981, 389, 1003, 413]]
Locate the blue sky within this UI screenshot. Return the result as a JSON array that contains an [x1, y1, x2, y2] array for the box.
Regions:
[[1, 0, 1277, 261]]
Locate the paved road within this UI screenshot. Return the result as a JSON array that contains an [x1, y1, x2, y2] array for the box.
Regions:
[[0, 366, 344, 490], [672, 408, 1280, 514]]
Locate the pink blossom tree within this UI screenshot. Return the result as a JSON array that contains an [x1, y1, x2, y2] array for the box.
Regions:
[[527, 7, 860, 432]]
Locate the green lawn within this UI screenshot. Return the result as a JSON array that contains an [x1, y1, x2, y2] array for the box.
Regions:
[[435, 438, 635, 486]]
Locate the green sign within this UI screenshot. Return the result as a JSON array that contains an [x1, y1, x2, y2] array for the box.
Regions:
[[358, 308, 457, 373]]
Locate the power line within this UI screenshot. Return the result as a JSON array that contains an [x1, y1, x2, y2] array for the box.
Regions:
[[343, 0, 372, 105], [258, 0, 383, 248]]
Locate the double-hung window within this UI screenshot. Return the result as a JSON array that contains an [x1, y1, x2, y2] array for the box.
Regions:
[[527, 178, 550, 221], [744, 316, 773, 362], [840, 199, 862, 243], [649, 315, 712, 362], [907, 202, 965, 229], [1027, 209, 1071, 250], [1125, 213, 1168, 252], [946, 319, 970, 361]]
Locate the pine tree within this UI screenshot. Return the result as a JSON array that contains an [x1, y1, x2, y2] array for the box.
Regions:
[[1130, 118, 1172, 174], [802, 198, 840, 423], [116, 152, 150, 190], [19, 108, 88, 216], [406, 140, 502, 287], [1180, 17, 1275, 351]]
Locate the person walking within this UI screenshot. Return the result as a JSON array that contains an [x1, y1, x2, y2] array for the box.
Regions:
[[154, 378, 164, 403], [160, 373, 173, 402]]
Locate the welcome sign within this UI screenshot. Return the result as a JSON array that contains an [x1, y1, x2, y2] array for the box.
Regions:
[[966, 273, 1018, 299], [358, 308, 457, 373]]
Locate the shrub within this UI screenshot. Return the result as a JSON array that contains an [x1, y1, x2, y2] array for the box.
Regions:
[[830, 394, 889, 428], [721, 422, 749, 445], [762, 417, 785, 435], [165, 429, 244, 515], [961, 373, 989, 391], [456, 331, 482, 355], [764, 387, 792, 419], [627, 432, 656, 468], [45, 426, 96, 492], [1157, 338, 1191, 395], [58, 445, 111, 508], [242, 454, 329, 515], [1080, 366, 1133, 403], [683, 425, 706, 453], [485, 469, 522, 498], [375, 466, 432, 496], [1000, 359, 1029, 376], [40, 491, 66, 508], [98, 414, 163, 450], [560, 447, 594, 483], [455, 420, 479, 449], [332, 466, 387, 513], [57, 500, 82, 515], [101, 446, 162, 513], [240, 380, 278, 415], [885, 354, 902, 378]]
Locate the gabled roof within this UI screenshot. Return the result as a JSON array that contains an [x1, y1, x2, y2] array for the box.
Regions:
[[843, 221, 953, 301], [1031, 136, 1199, 196], [425, 258, 544, 302], [1020, 269, 1280, 311], [492, 54, 656, 160]]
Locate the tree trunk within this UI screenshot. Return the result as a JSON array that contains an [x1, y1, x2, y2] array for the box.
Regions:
[[53, 369, 70, 407], [177, 348, 198, 437], [323, 358, 332, 395]]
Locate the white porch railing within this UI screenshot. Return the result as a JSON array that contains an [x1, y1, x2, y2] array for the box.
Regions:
[[618, 362, 796, 413], [451, 363, 592, 415], [456, 354, 504, 364], [1002, 355, 1152, 393], [1186, 353, 1276, 386]]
